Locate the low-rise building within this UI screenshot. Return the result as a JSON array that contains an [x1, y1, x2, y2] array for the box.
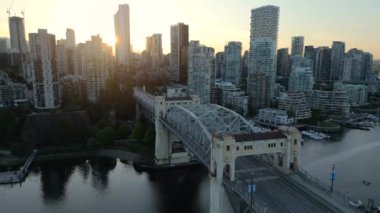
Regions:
[[258, 108, 294, 125], [0, 71, 28, 107], [306, 90, 350, 117], [215, 81, 248, 115], [334, 82, 368, 106], [278, 92, 311, 121]]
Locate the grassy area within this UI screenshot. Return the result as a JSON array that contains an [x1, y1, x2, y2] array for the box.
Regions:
[[111, 143, 154, 159]]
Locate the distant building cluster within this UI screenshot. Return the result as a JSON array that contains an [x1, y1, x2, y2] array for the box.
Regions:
[[0, 3, 378, 120]]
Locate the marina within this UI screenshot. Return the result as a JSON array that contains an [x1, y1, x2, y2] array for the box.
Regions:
[[0, 150, 37, 184]]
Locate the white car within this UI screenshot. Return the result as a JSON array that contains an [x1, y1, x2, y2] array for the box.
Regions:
[[348, 200, 363, 208]]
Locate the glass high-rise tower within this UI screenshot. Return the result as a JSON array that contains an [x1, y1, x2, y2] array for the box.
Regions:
[[248, 5, 279, 108]]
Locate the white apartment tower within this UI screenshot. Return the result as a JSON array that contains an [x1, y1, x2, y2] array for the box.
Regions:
[[248, 5, 279, 108], [29, 29, 60, 109], [170, 23, 189, 84], [188, 41, 214, 104], [114, 4, 131, 68]]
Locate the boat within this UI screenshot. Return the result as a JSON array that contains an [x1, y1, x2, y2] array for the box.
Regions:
[[301, 130, 328, 140]]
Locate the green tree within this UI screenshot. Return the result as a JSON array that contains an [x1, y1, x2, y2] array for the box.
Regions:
[[117, 122, 130, 139], [96, 126, 116, 147], [96, 118, 110, 130], [132, 122, 145, 142], [143, 128, 155, 145]]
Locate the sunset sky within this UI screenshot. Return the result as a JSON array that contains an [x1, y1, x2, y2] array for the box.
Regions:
[[0, 0, 379, 59]]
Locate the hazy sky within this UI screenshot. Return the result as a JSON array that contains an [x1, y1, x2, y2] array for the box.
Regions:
[[0, 0, 379, 59]]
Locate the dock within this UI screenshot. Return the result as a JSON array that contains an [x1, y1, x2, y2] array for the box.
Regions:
[[0, 150, 38, 185]]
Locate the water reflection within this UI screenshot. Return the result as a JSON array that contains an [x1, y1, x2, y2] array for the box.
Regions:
[[89, 157, 117, 192], [39, 159, 79, 204], [36, 157, 117, 204], [0, 157, 211, 213], [148, 166, 208, 213]]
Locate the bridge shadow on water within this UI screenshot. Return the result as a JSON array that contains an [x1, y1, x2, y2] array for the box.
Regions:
[[143, 164, 210, 213]]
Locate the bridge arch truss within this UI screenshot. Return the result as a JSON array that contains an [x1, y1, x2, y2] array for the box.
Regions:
[[160, 104, 257, 168]]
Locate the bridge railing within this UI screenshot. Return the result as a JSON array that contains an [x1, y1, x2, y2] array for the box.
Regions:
[[297, 167, 359, 208], [223, 176, 267, 213]]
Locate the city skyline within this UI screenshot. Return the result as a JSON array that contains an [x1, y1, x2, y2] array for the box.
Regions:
[[0, 0, 379, 59]]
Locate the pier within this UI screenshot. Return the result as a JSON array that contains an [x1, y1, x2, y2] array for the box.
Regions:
[[0, 150, 38, 184]]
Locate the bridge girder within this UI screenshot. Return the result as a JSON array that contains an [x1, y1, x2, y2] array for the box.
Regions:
[[161, 104, 257, 168]]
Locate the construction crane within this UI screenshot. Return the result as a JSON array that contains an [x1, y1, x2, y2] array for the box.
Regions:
[[21, 0, 28, 17], [6, 0, 15, 17]]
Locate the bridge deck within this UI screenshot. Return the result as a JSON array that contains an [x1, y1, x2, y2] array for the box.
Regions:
[[234, 156, 338, 213]]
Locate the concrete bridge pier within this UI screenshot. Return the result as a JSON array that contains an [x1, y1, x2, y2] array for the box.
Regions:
[[155, 119, 191, 165], [210, 135, 236, 213]]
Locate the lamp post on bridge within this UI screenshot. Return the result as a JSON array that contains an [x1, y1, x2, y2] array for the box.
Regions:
[[247, 172, 255, 211], [330, 164, 336, 193]]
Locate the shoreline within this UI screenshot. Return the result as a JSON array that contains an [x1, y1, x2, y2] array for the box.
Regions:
[[0, 149, 149, 167]]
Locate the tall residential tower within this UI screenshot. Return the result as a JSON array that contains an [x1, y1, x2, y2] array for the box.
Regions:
[[29, 29, 60, 109], [114, 4, 131, 69], [248, 5, 279, 108], [170, 23, 189, 84], [188, 41, 214, 104]]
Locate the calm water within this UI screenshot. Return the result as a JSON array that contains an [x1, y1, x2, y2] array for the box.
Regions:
[[1, 127, 379, 212], [0, 158, 212, 213], [300, 126, 380, 203]]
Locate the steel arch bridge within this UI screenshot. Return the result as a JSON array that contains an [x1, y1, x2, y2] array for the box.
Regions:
[[159, 104, 257, 169]]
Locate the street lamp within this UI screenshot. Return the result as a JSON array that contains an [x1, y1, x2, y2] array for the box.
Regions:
[[330, 164, 336, 193]]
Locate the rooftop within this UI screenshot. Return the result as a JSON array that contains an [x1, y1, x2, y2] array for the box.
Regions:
[[233, 131, 286, 142]]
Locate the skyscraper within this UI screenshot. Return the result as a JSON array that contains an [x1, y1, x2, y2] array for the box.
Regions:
[[114, 4, 131, 68], [248, 5, 279, 108], [75, 35, 113, 102], [222, 41, 242, 85], [330, 41, 345, 81], [8, 16, 28, 55], [291, 36, 304, 56], [288, 67, 314, 92], [343, 49, 373, 82], [29, 29, 60, 109], [56, 29, 76, 77], [215, 52, 224, 79], [276, 48, 289, 77], [65, 28, 76, 49], [146, 34, 163, 68], [314, 47, 332, 82], [188, 41, 214, 104], [170, 23, 189, 84]]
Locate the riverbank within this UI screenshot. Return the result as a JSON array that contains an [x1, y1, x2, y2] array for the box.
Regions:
[[0, 149, 148, 167]]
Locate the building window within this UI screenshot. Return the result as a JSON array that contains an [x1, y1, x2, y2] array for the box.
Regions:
[[294, 139, 297, 145], [281, 142, 283, 147], [236, 146, 239, 151], [226, 145, 230, 151]]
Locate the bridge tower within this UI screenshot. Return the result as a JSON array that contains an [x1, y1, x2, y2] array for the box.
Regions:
[[210, 134, 236, 213]]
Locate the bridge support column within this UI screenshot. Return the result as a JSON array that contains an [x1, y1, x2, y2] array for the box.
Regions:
[[209, 135, 235, 213], [155, 120, 170, 164], [210, 174, 228, 213]]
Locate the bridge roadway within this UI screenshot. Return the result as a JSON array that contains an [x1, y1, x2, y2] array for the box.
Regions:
[[235, 156, 334, 213]]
